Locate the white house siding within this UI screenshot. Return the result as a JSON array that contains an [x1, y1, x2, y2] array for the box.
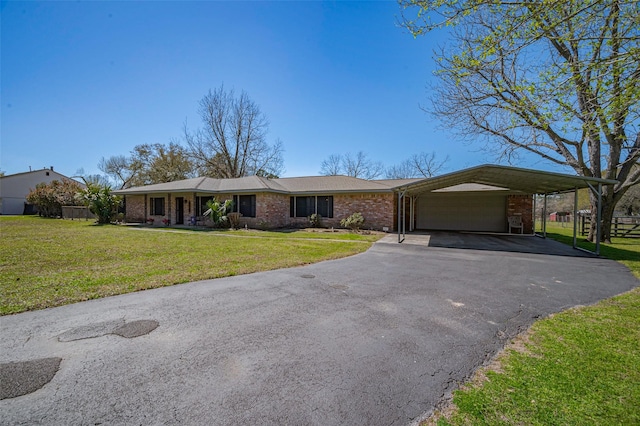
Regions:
[[0, 169, 77, 215]]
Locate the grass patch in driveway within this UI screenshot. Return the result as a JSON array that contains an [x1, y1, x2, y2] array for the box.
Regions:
[[428, 223, 640, 426], [0, 216, 381, 315]]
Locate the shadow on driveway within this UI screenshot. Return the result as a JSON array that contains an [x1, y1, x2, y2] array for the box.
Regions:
[[380, 231, 593, 257]]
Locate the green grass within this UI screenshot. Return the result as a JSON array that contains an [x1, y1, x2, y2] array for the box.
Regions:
[[430, 223, 640, 426], [538, 222, 640, 277], [0, 216, 382, 315]]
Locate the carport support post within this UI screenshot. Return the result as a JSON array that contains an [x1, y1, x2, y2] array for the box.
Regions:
[[409, 196, 415, 232], [543, 194, 548, 238], [596, 183, 602, 256], [573, 188, 578, 249], [397, 190, 406, 243], [586, 182, 603, 256]]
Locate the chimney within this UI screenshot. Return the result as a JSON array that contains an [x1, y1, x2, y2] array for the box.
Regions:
[[50, 166, 54, 171]]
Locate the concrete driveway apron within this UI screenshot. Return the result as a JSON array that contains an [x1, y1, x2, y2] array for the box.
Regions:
[[1, 235, 637, 425]]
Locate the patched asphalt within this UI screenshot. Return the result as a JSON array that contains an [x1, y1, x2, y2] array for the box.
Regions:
[[0, 358, 62, 400], [0, 234, 637, 424]]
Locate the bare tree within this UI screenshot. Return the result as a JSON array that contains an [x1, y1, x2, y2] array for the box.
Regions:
[[387, 152, 449, 179], [184, 86, 284, 178], [98, 155, 140, 189], [320, 154, 343, 176], [73, 168, 111, 187], [400, 0, 640, 242], [319, 151, 384, 179]]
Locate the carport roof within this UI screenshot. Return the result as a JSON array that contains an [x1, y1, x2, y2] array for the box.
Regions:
[[394, 164, 618, 196]]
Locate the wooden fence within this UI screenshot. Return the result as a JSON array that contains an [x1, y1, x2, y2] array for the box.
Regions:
[[61, 206, 96, 220], [580, 214, 640, 238]]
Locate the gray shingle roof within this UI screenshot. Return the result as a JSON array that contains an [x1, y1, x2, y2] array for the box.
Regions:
[[114, 175, 395, 195], [273, 175, 393, 193], [112, 165, 618, 197]]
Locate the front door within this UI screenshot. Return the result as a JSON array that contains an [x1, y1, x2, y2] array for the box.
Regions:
[[175, 197, 184, 225]]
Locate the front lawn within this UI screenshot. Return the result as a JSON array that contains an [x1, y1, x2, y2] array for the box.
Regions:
[[429, 223, 640, 425], [0, 216, 382, 315]]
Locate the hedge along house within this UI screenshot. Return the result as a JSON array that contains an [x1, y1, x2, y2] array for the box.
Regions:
[[114, 174, 412, 231]]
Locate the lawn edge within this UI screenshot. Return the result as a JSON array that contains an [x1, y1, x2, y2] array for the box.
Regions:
[[418, 283, 640, 426]]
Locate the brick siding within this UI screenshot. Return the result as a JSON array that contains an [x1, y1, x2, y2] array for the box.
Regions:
[[507, 194, 534, 233], [126, 191, 396, 230], [124, 195, 146, 223]]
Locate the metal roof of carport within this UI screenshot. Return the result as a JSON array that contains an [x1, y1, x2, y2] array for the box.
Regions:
[[392, 164, 619, 256], [393, 164, 618, 196]]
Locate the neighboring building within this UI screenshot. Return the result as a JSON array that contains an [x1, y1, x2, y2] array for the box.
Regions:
[[0, 168, 79, 215], [549, 211, 572, 222]]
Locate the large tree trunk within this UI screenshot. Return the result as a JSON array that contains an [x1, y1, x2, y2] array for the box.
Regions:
[[588, 188, 618, 244]]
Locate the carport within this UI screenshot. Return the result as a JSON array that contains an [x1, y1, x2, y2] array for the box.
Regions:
[[394, 165, 618, 255]]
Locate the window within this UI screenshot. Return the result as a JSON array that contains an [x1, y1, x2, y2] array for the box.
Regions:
[[196, 196, 214, 216], [233, 195, 256, 217], [290, 196, 333, 218], [317, 196, 333, 218], [150, 197, 165, 216]]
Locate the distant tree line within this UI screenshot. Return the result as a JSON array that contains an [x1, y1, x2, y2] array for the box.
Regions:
[[319, 151, 448, 179]]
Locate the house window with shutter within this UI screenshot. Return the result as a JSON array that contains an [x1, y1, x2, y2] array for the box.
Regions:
[[150, 197, 165, 216], [289, 195, 333, 218], [233, 195, 256, 217]]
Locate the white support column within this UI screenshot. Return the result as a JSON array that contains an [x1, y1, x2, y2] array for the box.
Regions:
[[410, 196, 415, 232], [543, 194, 548, 238], [573, 188, 579, 249], [402, 191, 406, 237], [397, 191, 402, 243], [397, 190, 406, 243], [596, 183, 602, 256], [532, 194, 537, 234]]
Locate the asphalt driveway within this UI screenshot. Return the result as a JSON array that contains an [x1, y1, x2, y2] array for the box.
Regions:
[[1, 234, 637, 425]]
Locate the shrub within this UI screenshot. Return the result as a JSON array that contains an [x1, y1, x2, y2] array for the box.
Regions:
[[308, 213, 322, 228], [340, 212, 365, 231], [26, 179, 84, 218], [228, 212, 241, 229], [78, 184, 122, 224], [204, 198, 233, 228]]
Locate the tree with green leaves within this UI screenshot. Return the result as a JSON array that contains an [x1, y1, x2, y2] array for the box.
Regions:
[[99, 142, 196, 189], [203, 198, 233, 228], [78, 183, 122, 224], [400, 0, 640, 242]]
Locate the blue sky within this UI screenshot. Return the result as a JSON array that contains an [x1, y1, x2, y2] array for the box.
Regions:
[[2, 0, 557, 179]]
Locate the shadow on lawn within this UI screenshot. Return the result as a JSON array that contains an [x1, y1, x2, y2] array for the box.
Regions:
[[545, 231, 640, 264]]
